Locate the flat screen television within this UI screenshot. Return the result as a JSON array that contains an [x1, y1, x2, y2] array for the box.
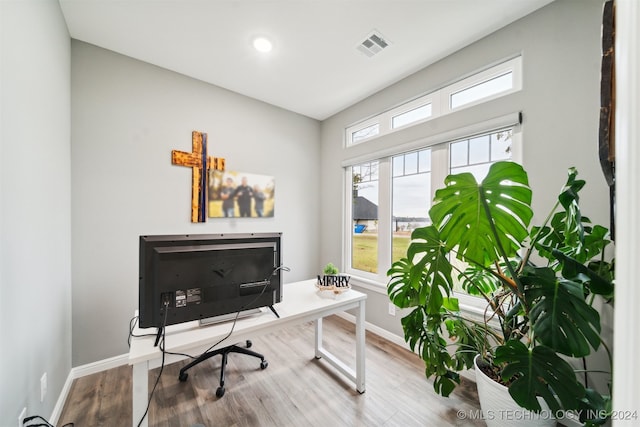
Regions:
[[138, 232, 283, 334]]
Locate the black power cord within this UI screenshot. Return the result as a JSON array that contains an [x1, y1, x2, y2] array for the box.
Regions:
[[23, 414, 74, 427], [128, 315, 158, 347], [134, 265, 290, 427], [136, 299, 169, 427], [169, 265, 291, 358]]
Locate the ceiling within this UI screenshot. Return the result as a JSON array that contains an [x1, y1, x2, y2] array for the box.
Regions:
[[58, 0, 554, 121]]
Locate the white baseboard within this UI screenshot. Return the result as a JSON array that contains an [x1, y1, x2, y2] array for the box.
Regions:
[[49, 370, 74, 425], [71, 353, 130, 378], [333, 311, 409, 349], [333, 311, 476, 382]]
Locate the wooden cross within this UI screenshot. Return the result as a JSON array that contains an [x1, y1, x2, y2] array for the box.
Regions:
[[171, 131, 225, 222]]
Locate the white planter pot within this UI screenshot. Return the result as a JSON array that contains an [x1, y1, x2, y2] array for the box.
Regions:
[[474, 355, 556, 427]]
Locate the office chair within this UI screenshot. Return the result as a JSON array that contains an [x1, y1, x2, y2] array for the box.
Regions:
[[178, 340, 268, 397]]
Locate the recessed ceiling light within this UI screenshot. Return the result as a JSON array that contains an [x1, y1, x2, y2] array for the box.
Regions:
[[253, 37, 273, 53]]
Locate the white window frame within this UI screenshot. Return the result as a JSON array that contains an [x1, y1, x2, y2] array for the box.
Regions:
[[343, 123, 523, 314], [350, 119, 382, 144], [390, 95, 438, 130], [345, 55, 522, 147], [443, 56, 522, 114]]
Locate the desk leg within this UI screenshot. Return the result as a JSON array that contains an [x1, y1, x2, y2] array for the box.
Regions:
[[355, 300, 366, 393], [314, 317, 323, 359], [132, 361, 149, 427], [313, 304, 366, 394]]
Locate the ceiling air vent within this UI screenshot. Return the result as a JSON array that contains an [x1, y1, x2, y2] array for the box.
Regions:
[[356, 31, 390, 57]]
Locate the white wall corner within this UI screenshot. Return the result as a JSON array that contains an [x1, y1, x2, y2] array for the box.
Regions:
[[49, 371, 74, 425]]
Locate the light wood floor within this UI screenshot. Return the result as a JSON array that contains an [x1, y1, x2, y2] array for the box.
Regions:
[[58, 316, 485, 427]]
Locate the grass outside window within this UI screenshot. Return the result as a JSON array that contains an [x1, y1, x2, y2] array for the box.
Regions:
[[351, 234, 411, 275]]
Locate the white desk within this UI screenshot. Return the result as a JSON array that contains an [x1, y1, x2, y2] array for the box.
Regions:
[[128, 279, 367, 427]]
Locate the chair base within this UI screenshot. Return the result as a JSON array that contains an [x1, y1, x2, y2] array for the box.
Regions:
[[178, 340, 268, 397]]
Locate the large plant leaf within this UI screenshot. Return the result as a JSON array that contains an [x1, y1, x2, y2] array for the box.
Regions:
[[552, 249, 614, 296], [556, 167, 586, 250], [523, 267, 601, 357], [531, 168, 612, 268], [387, 226, 454, 314], [578, 388, 611, 426], [387, 257, 421, 309], [495, 340, 585, 412], [429, 161, 533, 267], [533, 211, 598, 265], [582, 224, 612, 260], [401, 307, 460, 396], [407, 226, 455, 314], [458, 262, 509, 296]]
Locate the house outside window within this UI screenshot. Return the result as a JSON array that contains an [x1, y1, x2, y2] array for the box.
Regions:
[[351, 161, 379, 273]]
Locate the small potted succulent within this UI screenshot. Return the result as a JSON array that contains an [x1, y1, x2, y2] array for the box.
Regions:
[[387, 161, 614, 426]]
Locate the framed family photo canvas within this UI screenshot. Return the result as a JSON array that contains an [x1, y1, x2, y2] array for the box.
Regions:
[[208, 170, 275, 218]]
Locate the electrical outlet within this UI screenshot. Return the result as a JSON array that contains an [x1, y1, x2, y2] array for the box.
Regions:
[[18, 407, 26, 427], [40, 372, 47, 402], [388, 302, 396, 316]]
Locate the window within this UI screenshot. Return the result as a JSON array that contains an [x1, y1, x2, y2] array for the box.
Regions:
[[345, 56, 521, 146], [450, 72, 513, 109], [352, 123, 380, 144], [345, 127, 516, 286], [392, 104, 432, 129], [392, 149, 431, 263], [450, 129, 512, 180], [351, 161, 379, 273]]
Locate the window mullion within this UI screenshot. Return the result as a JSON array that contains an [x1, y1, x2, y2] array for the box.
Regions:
[[430, 144, 450, 201], [343, 166, 353, 273], [379, 111, 393, 135], [377, 157, 392, 281], [431, 91, 443, 117]]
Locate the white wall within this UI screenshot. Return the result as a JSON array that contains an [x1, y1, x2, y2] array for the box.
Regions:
[[70, 41, 321, 366], [0, 0, 72, 423], [320, 0, 610, 384]]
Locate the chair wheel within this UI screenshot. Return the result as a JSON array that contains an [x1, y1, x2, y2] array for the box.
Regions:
[[216, 386, 225, 397], [246, 340, 252, 348], [260, 360, 268, 369], [178, 372, 188, 382]]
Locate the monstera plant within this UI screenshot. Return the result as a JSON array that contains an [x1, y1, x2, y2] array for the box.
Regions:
[[387, 161, 614, 425]]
